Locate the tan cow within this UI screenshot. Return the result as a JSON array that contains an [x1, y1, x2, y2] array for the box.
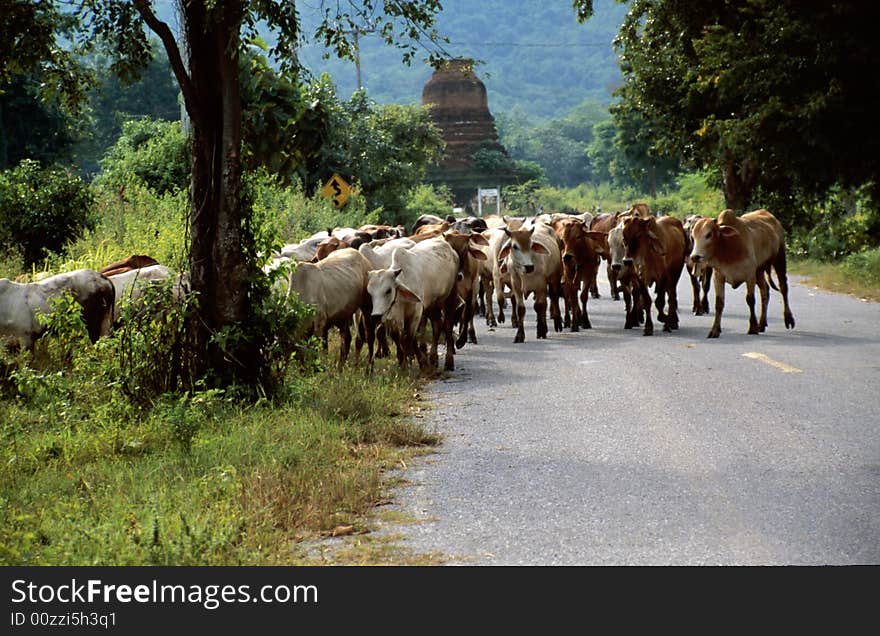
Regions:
[[288, 248, 374, 368], [689, 209, 795, 338], [499, 221, 563, 343], [621, 215, 687, 336]]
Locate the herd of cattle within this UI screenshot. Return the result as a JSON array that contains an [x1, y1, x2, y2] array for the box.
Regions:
[[0, 203, 796, 372]]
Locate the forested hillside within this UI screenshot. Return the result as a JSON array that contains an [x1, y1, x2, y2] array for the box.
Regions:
[[296, 0, 627, 120]]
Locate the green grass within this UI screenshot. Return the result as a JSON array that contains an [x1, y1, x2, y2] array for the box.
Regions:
[[790, 248, 880, 302], [0, 340, 441, 566]]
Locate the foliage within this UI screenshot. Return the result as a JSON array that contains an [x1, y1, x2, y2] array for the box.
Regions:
[[248, 170, 377, 246], [497, 99, 609, 187], [609, 0, 880, 219], [404, 184, 455, 221], [95, 118, 189, 195], [302, 80, 445, 225], [0, 321, 434, 565], [788, 186, 880, 261], [72, 45, 181, 175], [0, 159, 96, 265], [240, 41, 328, 186], [0, 73, 86, 169], [0, 0, 93, 112]]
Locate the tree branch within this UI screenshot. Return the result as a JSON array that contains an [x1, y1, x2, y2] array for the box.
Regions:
[[133, 0, 201, 128]]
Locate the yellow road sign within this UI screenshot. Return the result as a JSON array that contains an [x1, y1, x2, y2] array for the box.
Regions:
[[320, 173, 351, 208]]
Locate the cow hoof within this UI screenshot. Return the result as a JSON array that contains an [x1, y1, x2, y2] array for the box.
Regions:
[[643, 329, 653, 336], [513, 333, 525, 343], [554, 319, 563, 332], [707, 329, 720, 338], [785, 314, 796, 329]]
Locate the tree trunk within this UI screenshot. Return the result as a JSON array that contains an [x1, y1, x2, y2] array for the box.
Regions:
[[721, 153, 757, 212], [181, 2, 258, 385]]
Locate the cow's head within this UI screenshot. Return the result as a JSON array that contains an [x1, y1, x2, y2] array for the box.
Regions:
[[367, 267, 420, 322], [621, 216, 664, 267], [607, 224, 629, 273], [499, 226, 547, 274], [689, 215, 740, 272]]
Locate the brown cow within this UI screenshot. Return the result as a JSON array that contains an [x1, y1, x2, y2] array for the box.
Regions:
[[689, 209, 795, 338], [311, 235, 350, 262], [99, 254, 159, 277], [408, 221, 450, 243], [551, 217, 608, 331], [441, 230, 489, 348], [621, 215, 687, 336]]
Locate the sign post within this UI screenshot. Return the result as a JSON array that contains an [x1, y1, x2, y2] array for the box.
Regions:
[[477, 186, 500, 217], [320, 174, 352, 208]]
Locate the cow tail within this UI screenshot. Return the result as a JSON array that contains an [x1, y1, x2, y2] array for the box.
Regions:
[[765, 265, 780, 291]]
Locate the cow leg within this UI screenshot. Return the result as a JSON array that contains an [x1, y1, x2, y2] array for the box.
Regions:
[[456, 298, 472, 350], [513, 285, 526, 343], [701, 268, 712, 315], [774, 251, 796, 330], [608, 261, 620, 301], [535, 292, 549, 339], [579, 276, 592, 329], [665, 281, 679, 332], [495, 280, 506, 324], [590, 271, 600, 299], [640, 282, 654, 336], [623, 284, 636, 329], [338, 323, 351, 368], [444, 300, 456, 371], [757, 270, 770, 333], [655, 284, 668, 324], [565, 277, 579, 332], [550, 277, 563, 333], [483, 276, 497, 327], [477, 279, 486, 316], [746, 277, 760, 335], [689, 269, 703, 315], [708, 271, 726, 338]]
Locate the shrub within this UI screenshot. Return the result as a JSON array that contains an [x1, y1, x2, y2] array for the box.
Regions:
[[95, 118, 190, 195], [0, 160, 96, 266]]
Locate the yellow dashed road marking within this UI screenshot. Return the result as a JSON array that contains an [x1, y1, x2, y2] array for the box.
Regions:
[[742, 352, 803, 373]]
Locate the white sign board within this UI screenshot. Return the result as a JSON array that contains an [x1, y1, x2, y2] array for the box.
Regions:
[[477, 186, 501, 216]]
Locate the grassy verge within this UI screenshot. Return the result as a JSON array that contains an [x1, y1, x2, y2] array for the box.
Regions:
[[0, 345, 441, 565], [790, 248, 880, 302]]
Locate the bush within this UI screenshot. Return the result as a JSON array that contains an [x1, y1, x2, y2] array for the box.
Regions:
[[0, 160, 96, 266], [95, 118, 190, 195]]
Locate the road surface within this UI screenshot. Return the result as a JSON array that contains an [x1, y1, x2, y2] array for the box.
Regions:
[[386, 271, 880, 565]]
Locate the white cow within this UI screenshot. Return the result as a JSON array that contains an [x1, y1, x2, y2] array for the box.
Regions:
[[1, 269, 115, 349], [366, 237, 459, 372], [107, 264, 177, 322], [498, 221, 563, 343]]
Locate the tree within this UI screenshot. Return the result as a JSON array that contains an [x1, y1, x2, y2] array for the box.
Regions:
[[579, 0, 880, 221], [68, 0, 448, 387]]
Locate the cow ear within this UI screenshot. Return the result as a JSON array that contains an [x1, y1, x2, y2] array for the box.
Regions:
[[468, 247, 488, 261], [391, 267, 403, 278], [531, 241, 549, 254], [499, 243, 511, 259], [500, 262, 508, 274], [395, 281, 421, 304], [469, 232, 489, 246], [719, 225, 740, 240]]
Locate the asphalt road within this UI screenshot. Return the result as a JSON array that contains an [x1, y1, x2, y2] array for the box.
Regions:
[[386, 271, 880, 565]]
